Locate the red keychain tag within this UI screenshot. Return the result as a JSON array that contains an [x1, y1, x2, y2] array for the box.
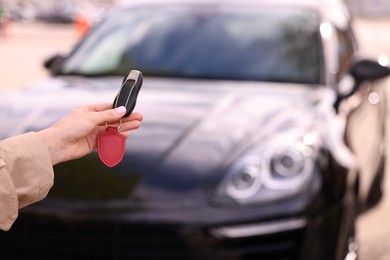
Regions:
[[97, 126, 126, 167]]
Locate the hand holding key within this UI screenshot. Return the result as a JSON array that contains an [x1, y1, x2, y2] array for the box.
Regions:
[[38, 103, 143, 166], [98, 70, 143, 167]]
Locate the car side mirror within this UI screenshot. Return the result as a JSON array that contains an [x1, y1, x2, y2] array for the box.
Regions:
[[43, 54, 66, 75], [351, 58, 390, 81], [334, 57, 390, 113]]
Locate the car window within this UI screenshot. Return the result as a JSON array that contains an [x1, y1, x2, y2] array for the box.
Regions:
[[60, 4, 322, 84]]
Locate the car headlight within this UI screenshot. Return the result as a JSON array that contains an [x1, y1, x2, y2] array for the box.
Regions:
[[219, 129, 321, 204], [226, 156, 264, 199], [271, 147, 305, 179]]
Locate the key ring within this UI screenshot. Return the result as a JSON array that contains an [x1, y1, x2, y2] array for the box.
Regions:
[[105, 119, 122, 130]]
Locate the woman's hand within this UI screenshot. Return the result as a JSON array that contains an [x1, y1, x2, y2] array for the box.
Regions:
[[38, 103, 143, 165]]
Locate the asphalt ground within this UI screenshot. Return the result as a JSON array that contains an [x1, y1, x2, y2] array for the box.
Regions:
[[351, 18, 390, 260], [0, 22, 78, 91], [1, 20, 390, 259]]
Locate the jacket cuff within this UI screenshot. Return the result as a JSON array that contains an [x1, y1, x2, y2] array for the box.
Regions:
[[0, 158, 18, 231], [2, 132, 54, 209]]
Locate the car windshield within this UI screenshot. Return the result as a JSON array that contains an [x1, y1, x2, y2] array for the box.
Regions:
[[60, 4, 322, 84]]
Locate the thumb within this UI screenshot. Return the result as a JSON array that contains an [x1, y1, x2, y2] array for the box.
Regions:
[[91, 106, 127, 125]]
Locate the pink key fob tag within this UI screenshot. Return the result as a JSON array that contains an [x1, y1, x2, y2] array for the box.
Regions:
[[97, 127, 126, 167]]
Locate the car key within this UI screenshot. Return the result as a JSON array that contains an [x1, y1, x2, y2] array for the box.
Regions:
[[97, 69, 143, 167], [113, 70, 143, 117]]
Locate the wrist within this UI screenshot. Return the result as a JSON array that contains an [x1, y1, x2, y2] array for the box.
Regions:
[[37, 128, 64, 165]]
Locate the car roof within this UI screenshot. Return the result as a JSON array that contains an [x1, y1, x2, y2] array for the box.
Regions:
[[119, 0, 341, 9], [118, 0, 350, 29]]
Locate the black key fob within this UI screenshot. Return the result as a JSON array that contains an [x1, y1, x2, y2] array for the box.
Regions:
[[113, 70, 143, 117]]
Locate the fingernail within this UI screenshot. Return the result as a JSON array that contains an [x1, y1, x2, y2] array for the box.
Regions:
[[115, 106, 126, 115]]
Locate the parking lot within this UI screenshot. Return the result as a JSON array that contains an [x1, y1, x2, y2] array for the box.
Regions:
[[350, 18, 390, 260], [1, 20, 390, 259], [0, 22, 77, 91]]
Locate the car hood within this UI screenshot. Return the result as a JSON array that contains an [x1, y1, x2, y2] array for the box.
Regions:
[[0, 77, 336, 211]]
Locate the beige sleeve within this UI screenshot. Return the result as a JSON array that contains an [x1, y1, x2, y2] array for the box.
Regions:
[[0, 132, 54, 231]]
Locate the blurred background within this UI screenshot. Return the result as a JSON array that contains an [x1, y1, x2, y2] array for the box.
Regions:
[[1, 0, 390, 90], [0, 0, 117, 90], [1, 0, 390, 259]]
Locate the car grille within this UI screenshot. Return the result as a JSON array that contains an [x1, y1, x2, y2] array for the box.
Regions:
[[0, 214, 304, 260], [212, 228, 304, 260], [0, 214, 192, 260]]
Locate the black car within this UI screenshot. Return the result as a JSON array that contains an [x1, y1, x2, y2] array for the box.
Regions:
[[0, 0, 389, 259]]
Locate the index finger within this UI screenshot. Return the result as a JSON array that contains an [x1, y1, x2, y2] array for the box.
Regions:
[[85, 103, 113, 112]]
